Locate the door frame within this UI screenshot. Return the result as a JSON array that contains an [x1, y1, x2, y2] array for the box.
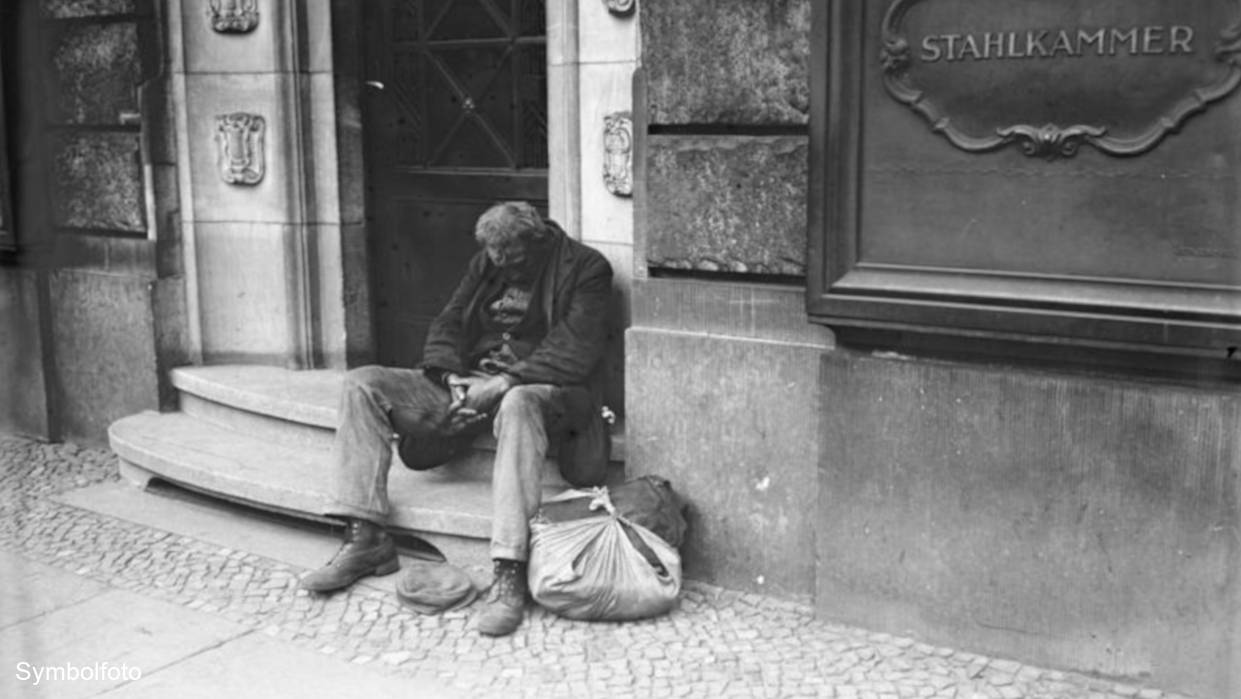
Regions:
[[329, 0, 581, 367]]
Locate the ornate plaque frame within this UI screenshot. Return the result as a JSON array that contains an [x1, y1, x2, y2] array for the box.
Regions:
[[215, 113, 265, 185], [880, 0, 1241, 159], [209, 0, 260, 34], [603, 111, 633, 197], [603, 0, 637, 18], [807, 1, 1241, 356]]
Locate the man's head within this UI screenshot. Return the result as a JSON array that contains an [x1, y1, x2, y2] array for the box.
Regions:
[[474, 201, 552, 282]]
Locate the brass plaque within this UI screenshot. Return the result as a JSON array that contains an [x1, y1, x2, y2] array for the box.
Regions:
[[881, 0, 1241, 158]]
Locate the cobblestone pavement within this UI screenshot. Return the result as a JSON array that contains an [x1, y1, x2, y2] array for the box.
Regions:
[[0, 435, 1185, 699]]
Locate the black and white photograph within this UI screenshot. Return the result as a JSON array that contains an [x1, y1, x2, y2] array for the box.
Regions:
[[0, 1, 1237, 697]]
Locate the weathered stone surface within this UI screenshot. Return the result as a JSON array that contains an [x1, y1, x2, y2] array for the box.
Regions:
[[42, 0, 135, 18], [631, 278, 833, 347], [817, 350, 1241, 699], [641, 0, 810, 125], [50, 269, 159, 445], [0, 435, 1168, 699], [50, 132, 146, 232], [646, 135, 808, 276], [194, 221, 297, 364], [626, 322, 828, 604], [0, 551, 108, 627], [0, 269, 49, 438], [50, 22, 142, 124]]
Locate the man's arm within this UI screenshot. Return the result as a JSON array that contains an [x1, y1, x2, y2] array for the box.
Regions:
[[507, 250, 613, 386], [419, 252, 487, 377]]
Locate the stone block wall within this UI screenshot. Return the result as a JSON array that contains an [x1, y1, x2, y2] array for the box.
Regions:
[[640, 0, 810, 277], [817, 352, 1241, 699], [169, 0, 346, 368], [627, 0, 829, 604], [558, 0, 640, 415], [0, 0, 187, 445], [0, 270, 49, 438], [629, 5, 1239, 698]]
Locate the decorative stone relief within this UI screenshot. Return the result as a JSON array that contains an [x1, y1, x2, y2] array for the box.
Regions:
[[209, 0, 260, 34], [215, 113, 265, 185], [879, 0, 1241, 158], [603, 0, 637, 17], [603, 111, 633, 198]]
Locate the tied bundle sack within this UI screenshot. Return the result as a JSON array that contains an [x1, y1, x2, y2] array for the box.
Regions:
[[528, 475, 688, 621]]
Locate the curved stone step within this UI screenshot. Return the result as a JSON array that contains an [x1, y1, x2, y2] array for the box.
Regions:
[[172, 365, 339, 427], [170, 364, 627, 462], [107, 410, 571, 540]]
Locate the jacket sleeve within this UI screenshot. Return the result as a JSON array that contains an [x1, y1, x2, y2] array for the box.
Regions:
[[508, 250, 613, 386], [419, 253, 486, 374]]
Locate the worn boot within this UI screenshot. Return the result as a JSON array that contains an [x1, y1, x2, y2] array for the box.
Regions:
[[475, 559, 528, 636], [300, 519, 399, 592]]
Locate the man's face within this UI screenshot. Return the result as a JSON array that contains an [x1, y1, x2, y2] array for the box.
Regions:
[[485, 239, 541, 283]]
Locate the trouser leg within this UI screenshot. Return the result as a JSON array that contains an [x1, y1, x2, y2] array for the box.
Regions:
[[489, 384, 565, 562], [325, 366, 450, 522]]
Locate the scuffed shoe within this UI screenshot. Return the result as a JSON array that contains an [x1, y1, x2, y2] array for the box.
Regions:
[[301, 519, 399, 592], [475, 559, 528, 636]]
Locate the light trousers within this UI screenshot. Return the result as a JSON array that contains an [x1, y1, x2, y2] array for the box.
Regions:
[[325, 365, 579, 562]]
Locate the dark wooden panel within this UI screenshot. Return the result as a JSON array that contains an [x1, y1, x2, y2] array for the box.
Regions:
[[0, 52, 13, 253], [364, 0, 548, 367]]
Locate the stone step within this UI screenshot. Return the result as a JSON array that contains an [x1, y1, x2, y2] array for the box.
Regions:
[[109, 410, 590, 544], [171, 365, 627, 479]]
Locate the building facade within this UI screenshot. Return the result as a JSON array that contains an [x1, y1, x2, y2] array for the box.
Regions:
[[1, 2, 1237, 697]]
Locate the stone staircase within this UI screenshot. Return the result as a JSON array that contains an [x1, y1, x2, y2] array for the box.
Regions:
[[108, 365, 625, 567]]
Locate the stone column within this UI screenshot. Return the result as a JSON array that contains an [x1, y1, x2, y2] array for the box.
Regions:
[[169, 0, 346, 368]]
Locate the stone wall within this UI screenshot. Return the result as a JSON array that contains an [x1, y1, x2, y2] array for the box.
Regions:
[[630, 3, 1240, 697], [640, 0, 810, 276], [570, 0, 640, 415], [627, 0, 828, 604], [0, 270, 49, 438], [817, 352, 1241, 699], [0, 0, 186, 445], [627, 280, 831, 604], [170, 0, 345, 368]]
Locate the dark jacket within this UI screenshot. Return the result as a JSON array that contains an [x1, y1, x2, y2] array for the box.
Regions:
[[420, 221, 614, 390]]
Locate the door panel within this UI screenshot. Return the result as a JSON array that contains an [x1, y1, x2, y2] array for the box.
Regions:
[[364, 0, 548, 367]]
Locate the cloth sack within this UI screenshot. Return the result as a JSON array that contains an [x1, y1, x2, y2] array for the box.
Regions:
[[528, 485, 683, 621], [395, 560, 478, 614], [535, 475, 688, 548]]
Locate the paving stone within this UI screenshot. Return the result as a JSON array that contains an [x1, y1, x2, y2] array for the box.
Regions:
[[0, 436, 1176, 699]]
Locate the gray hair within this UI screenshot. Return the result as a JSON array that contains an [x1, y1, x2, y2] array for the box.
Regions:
[[474, 201, 550, 247]]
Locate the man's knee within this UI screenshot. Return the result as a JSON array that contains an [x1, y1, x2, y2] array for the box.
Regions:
[[494, 385, 551, 428], [343, 365, 390, 393]]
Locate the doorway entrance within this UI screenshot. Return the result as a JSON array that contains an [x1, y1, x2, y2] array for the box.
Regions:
[[362, 0, 549, 367]]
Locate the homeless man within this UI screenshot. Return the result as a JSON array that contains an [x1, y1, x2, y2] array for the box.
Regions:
[[301, 201, 614, 637]]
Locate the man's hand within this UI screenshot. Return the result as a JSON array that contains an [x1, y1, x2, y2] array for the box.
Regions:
[[443, 373, 517, 434], [458, 373, 517, 415]]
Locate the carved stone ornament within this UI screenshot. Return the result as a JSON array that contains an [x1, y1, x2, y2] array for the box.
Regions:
[[603, 111, 633, 197], [604, 0, 636, 18], [215, 113, 265, 185], [209, 0, 260, 34], [880, 0, 1241, 159]]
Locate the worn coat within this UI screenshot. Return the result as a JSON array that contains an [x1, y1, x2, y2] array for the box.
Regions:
[[415, 221, 615, 481], [420, 220, 613, 388]]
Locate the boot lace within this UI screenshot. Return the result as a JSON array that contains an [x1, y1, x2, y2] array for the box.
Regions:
[[486, 562, 522, 603]]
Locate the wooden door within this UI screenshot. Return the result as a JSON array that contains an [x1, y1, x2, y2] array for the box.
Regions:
[[363, 0, 548, 367]]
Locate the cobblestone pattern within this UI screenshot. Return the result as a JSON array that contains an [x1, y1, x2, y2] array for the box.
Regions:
[[0, 436, 1185, 699]]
